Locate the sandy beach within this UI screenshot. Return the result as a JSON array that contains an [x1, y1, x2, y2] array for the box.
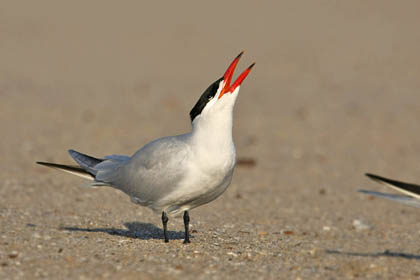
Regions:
[[2, 1, 420, 279]]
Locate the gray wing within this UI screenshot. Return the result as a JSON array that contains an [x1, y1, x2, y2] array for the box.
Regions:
[[359, 190, 420, 208], [109, 135, 191, 207]]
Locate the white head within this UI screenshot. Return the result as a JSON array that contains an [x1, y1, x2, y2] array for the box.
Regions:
[[189, 52, 255, 128]]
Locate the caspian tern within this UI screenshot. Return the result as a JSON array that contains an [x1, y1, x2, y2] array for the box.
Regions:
[[37, 52, 255, 243], [359, 173, 420, 208]]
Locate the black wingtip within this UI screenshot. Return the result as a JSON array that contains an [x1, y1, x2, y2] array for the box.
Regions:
[[365, 173, 394, 185], [36, 161, 64, 168], [35, 161, 95, 178], [365, 173, 398, 184], [365, 173, 380, 180]]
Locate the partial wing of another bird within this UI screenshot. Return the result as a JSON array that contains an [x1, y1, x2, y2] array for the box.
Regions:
[[365, 173, 420, 199]]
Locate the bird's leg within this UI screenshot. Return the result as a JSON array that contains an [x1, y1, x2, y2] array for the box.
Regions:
[[183, 211, 191, 244], [161, 211, 169, 243]]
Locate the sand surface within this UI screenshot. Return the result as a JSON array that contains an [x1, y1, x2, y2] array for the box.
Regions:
[[2, 1, 420, 279]]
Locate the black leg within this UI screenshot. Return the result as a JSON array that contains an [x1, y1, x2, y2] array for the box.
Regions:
[[161, 211, 169, 243], [183, 211, 190, 244]]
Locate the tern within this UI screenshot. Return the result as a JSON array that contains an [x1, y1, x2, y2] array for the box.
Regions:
[[359, 173, 420, 208], [37, 52, 255, 243]]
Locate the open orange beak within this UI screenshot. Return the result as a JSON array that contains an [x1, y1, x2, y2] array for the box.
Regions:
[[218, 52, 255, 99]]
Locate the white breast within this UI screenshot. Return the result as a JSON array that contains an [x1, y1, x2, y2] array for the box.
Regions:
[[154, 148, 236, 216]]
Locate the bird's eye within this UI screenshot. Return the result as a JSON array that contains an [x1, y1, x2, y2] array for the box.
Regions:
[[207, 95, 214, 101]]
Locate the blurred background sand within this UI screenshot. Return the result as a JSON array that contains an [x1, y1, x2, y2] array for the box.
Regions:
[[2, 1, 420, 279]]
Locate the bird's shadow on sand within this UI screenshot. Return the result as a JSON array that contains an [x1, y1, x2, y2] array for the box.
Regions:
[[61, 222, 185, 240], [326, 249, 420, 260]]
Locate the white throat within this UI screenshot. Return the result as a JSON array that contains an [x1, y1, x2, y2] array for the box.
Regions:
[[190, 87, 239, 150]]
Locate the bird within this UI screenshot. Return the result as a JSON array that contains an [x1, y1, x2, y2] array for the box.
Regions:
[[359, 173, 420, 208], [36, 52, 255, 243]]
